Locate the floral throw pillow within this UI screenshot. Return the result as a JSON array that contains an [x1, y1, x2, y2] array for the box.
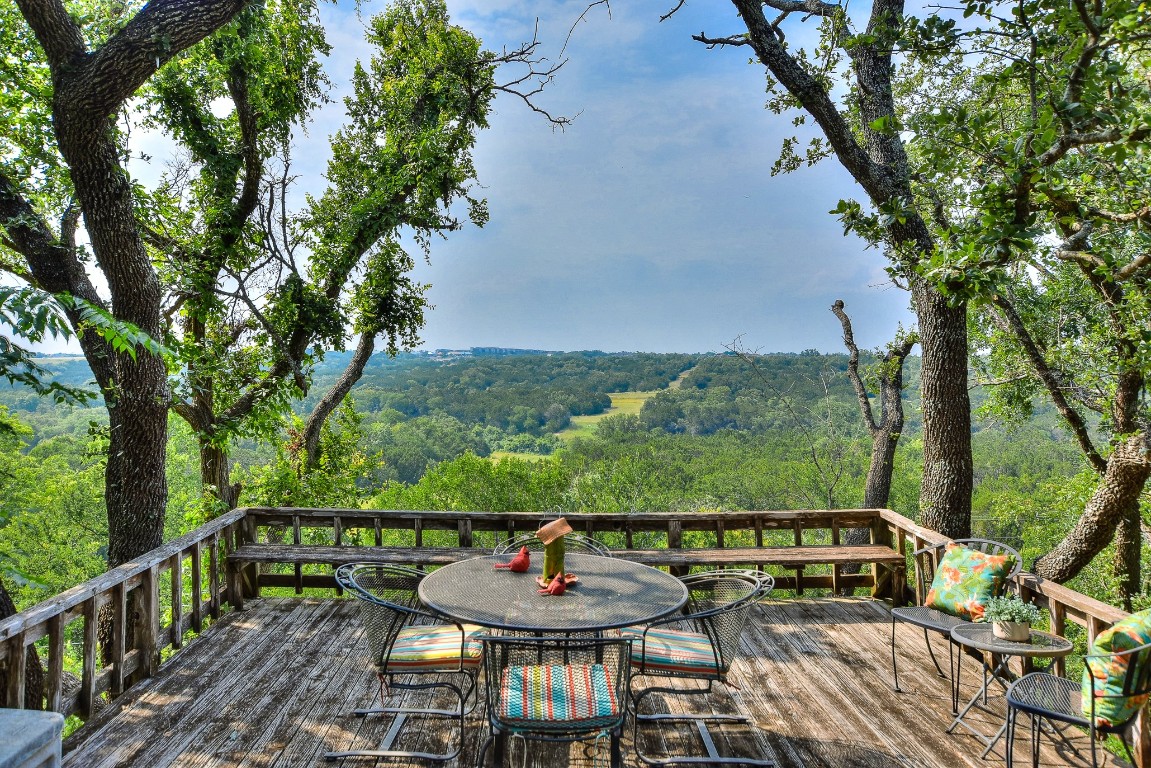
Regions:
[[923, 543, 1016, 621], [1082, 609, 1151, 728]]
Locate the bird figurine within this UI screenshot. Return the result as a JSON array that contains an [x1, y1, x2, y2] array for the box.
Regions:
[[539, 573, 567, 596], [493, 545, 530, 573]]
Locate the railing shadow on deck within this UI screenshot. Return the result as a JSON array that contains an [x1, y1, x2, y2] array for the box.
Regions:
[[0, 506, 1142, 765]]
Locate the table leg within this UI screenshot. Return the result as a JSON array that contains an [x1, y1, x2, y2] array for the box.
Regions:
[[947, 654, 1012, 755]]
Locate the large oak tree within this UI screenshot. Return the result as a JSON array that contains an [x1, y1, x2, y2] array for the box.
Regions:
[[2, 0, 249, 567]]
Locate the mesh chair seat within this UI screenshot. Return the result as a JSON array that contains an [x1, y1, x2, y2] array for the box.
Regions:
[[1006, 673, 1084, 724], [386, 624, 484, 671], [889, 605, 970, 633]]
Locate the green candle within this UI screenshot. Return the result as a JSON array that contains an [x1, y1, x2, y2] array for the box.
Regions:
[[543, 537, 565, 584]]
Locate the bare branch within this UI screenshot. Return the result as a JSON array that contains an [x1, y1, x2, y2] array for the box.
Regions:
[[830, 299, 879, 435], [693, 32, 751, 48], [659, 0, 686, 23]]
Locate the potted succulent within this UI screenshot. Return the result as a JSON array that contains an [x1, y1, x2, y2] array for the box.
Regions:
[[983, 595, 1042, 642]]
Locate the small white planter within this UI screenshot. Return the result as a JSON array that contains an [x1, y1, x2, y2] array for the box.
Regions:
[[992, 621, 1031, 642]]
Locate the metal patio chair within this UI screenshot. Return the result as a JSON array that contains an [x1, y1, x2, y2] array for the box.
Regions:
[[625, 569, 775, 767], [493, 531, 612, 557], [324, 563, 481, 763], [890, 538, 1022, 712], [477, 634, 632, 768], [1006, 640, 1151, 768]]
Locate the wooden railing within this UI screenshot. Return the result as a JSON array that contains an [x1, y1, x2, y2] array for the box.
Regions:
[[231, 506, 898, 595], [0, 506, 1141, 764], [0, 510, 248, 718]]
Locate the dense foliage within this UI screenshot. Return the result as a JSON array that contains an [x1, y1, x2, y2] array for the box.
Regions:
[[2, 348, 1129, 613]]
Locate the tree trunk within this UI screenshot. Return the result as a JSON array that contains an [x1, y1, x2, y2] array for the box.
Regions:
[[300, 330, 376, 470], [728, 0, 974, 540], [66, 128, 170, 567], [200, 438, 241, 511], [0, 578, 44, 709], [1034, 433, 1151, 584], [1114, 502, 1141, 612], [913, 278, 972, 539]]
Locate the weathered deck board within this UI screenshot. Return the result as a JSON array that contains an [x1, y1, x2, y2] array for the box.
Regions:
[[63, 597, 1115, 768]]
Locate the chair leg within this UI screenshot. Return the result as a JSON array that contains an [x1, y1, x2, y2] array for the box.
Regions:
[[1005, 707, 1015, 768], [891, 614, 902, 692], [1030, 716, 1040, 768], [923, 627, 948, 678], [325, 674, 473, 762], [630, 680, 775, 767]]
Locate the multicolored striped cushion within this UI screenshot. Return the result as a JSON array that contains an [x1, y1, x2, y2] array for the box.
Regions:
[[499, 664, 620, 726], [621, 626, 720, 675], [385, 624, 483, 671]]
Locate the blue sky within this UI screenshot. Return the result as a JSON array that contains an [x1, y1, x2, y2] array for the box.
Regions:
[[44, 0, 914, 357]]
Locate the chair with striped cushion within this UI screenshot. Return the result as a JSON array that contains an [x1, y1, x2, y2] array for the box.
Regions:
[[478, 635, 632, 768], [324, 563, 482, 763], [625, 569, 775, 767]]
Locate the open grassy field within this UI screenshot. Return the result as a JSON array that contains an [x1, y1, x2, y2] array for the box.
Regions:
[[556, 390, 657, 441], [492, 367, 694, 459]]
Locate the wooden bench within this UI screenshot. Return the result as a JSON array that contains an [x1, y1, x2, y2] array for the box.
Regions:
[[226, 545, 477, 608], [227, 542, 906, 608], [621, 545, 906, 604]]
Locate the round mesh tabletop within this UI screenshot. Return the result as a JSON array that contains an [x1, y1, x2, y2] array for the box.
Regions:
[[417, 553, 689, 632], [951, 623, 1073, 658]]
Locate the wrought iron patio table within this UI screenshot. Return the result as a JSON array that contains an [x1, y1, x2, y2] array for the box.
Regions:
[[948, 623, 1073, 758], [417, 553, 689, 633]]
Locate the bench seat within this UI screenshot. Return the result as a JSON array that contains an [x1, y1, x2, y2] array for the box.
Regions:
[[226, 542, 906, 608]]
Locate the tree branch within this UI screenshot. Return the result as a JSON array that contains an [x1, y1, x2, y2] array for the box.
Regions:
[[989, 294, 1106, 473]]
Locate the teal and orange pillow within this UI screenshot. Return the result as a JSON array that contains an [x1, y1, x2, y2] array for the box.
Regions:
[[924, 543, 1016, 621], [1082, 609, 1151, 727]]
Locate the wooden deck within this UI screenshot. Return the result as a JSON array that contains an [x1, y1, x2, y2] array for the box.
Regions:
[[62, 596, 1112, 768]]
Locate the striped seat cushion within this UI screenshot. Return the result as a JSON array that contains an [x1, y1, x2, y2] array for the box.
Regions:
[[621, 626, 720, 675], [499, 664, 621, 726], [386, 624, 483, 671]]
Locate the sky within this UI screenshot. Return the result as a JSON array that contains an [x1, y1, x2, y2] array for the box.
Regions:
[[44, 0, 916, 356], [282, 0, 915, 355]]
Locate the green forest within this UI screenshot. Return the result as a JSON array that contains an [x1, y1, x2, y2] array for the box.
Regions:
[[0, 348, 1109, 613]]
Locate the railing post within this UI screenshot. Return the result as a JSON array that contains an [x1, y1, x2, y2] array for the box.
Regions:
[[667, 520, 686, 578], [4, 631, 26, 707], [47, 614, 64, 713]]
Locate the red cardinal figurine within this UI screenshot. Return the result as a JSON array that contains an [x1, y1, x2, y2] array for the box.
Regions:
[[539, 573, 566, 596], [493, 546, 530, 573]]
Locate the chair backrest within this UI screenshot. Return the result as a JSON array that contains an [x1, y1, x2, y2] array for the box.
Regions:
[[494, 532, 612, 557], [335, 563, 424, 669], [1084, 640, 1151, 728], [480, 635, 632, 734], [681, 570, 765, 674], [914, 538, 1023, 596]]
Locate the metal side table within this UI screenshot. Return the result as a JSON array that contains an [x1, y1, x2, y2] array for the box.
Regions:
[[948, 623, 1073, 758]]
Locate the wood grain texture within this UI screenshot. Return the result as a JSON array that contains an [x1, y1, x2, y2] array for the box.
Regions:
[[62, 596, 1107, 767]]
